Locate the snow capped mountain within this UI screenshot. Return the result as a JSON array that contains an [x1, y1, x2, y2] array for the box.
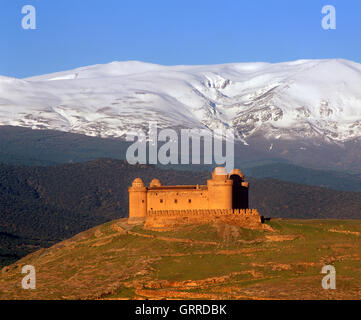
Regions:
[[1, 59, 361, 142]]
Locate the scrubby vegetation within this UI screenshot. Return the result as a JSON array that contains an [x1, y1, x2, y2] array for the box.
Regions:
[[1, 219, 360, 300]]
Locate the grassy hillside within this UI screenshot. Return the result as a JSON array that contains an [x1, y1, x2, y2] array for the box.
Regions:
[[1, 218, 360, 300]]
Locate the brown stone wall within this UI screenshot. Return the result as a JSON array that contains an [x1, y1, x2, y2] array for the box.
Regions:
[[144, 209, 262, 230], [147, 188, 209, 211]]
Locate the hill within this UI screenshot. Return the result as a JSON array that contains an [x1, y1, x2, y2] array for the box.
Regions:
[[2, 125, 361, 190], [1, 218, 360, 299], [0, 159, 360, 268], [0, 125, 129, 166], [244, 163, 361, 192]]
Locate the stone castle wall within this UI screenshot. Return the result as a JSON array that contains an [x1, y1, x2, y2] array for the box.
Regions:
[[147, 208, 259, 216], [147, 188, 210, 211], [144, 208, 262, 230], [129, 167, 259, 229]]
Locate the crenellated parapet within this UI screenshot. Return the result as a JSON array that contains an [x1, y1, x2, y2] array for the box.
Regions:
[[144, 208, 262, 230], [147, 208, 260, 217]]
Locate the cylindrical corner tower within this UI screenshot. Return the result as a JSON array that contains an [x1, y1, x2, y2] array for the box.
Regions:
[[128, 178, 147, 224], [149, 178, 162, 188], [207, 167, 233, 209]]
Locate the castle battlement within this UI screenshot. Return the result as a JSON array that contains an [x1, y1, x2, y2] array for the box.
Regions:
[[128, 167, 262, 228], [147, 209, 260, 217]]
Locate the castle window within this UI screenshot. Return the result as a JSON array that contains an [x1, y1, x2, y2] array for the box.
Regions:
[[160, 199, 163, 203], [174, 199, 178, 204], [142, 200, 144, 203], [188, 199, 191, 203]]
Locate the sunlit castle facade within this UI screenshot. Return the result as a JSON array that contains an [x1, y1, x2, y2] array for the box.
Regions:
[[129, 167, 252, 224]]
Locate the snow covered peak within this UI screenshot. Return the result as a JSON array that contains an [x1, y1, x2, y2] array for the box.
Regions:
[[1, 59, 361, 141], [26, 60, 164, 81]]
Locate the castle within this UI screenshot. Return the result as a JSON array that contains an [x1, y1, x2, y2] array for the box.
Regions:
[[128, 167, 262, 229]]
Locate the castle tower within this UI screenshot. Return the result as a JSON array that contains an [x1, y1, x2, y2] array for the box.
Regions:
[[229, 169, 249, 209], [207, 167, 233, 209], [128, 178, 147, 224], [149, 178, 162, 187]]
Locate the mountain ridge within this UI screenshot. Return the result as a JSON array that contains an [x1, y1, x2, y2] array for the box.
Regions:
[[1, 58, 361, 142], [1, 125, 361, 190]]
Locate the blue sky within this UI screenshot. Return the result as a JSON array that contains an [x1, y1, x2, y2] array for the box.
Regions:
[[1, 0, 360, 78]]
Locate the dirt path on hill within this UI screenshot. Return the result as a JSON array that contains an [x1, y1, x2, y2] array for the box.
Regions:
[[113, 221, 219, 245]]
